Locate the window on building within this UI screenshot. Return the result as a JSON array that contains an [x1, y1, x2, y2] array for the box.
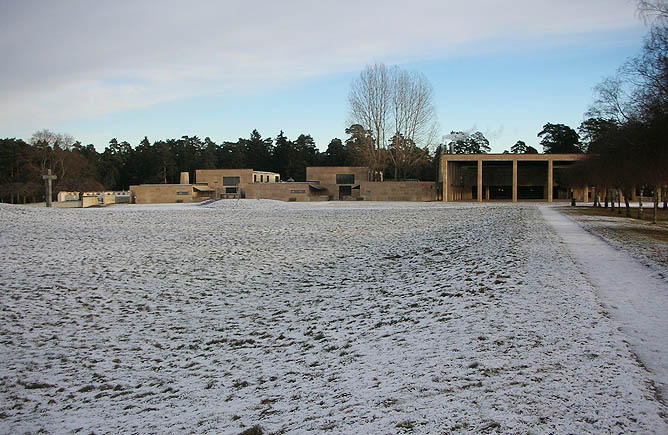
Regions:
[[275, 175, 279, 182], [254, 175, 257, 182], [291, 189, 306, 194], [176, 191, 190, 195], [225, 187, 238, 194], [336, 174, 355, 184], [223, 176, 240, 186]]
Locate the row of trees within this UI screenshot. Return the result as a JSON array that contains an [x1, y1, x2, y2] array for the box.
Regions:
[[0, 128, 444, 204], [442, 121, 584, 155], [567, 0, 668, 221]]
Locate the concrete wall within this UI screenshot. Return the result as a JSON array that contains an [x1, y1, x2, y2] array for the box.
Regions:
[[196, 169, 280, 197], [130, 184, 210, 204], [82, 196, 99, 208], [306, 166, 370, 200], [195, 169, 254, 192], [242, 183, 328, 202], [57, 191, 80, 202], [359, 181, 436, 201]]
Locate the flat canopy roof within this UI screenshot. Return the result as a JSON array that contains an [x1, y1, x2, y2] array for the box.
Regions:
[[442, 153, 585, 162], [193, 185, 214, 192], [308, 184, 327, 191]]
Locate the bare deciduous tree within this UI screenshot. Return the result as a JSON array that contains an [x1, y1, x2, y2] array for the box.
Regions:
[[30, 129, 74, 180], [348, 63, 438, 180], [637, 0, 668, 23]]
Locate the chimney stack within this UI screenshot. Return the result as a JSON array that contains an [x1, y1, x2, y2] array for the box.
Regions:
[[180, 172, 190, 184]]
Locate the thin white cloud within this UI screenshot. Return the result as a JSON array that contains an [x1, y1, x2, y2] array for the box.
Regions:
[[0, 0, 641, 134]]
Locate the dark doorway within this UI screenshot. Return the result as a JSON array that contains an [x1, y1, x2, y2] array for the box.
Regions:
[[339, 185, 352, 198]]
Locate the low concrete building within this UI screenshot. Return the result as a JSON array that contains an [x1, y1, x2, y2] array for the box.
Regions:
[[306, 166, 372, 200], [441, 154, 587, 202], [196, 169, 280, 198], [242, 182, 329, 202], [57, 191, 80, 202], [77, 191, 131, 207], [357, 181, 436, 201], [305, 166, 436, 201], [129, 184, 213, 204]]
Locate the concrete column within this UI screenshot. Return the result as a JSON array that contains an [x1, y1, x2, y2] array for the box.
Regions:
[[477, 159, 483, 202], [547, 160, 553, 203], [512, 160, 518, 203], [443, 159, 449, 202], [583, 186, 589, 202]]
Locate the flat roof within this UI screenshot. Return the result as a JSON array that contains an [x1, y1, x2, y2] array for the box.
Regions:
[[442, 153, 585, 162], [131, 184, 193, 187]]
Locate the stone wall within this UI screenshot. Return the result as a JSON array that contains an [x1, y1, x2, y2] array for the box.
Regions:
[[130, 185, 208, 204], [306, 166, 370, 200], [242, 183, 328, 202], [195, 169, 254, 192], [359, 181, 436, 201]]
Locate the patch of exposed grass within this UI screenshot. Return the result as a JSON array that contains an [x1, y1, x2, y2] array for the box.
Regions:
[[239, 425, 263, 435], [565, 205, 668, 225], [617, 227, 668, 243]]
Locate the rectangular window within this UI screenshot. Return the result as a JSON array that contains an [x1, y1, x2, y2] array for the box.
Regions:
[[291, 189, 306, 194], [275, 175, 279, 182], [223, 176, 240, 186], [176, 191, 190, 195], [336, 174, 355, 184], [254, 175, 257, 182], [225, 187, 237, 194]]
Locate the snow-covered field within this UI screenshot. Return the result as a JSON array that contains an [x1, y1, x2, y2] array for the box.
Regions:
[[1, 201, 666, 434]]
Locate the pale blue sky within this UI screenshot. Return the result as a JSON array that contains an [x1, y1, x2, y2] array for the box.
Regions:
[[0, 0, 648, 153]]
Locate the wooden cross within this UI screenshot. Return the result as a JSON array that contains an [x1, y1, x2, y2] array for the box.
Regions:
[[42, 169, 57, 208]]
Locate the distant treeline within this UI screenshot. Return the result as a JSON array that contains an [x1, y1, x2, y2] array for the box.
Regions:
[[0, 128, 442, 204]]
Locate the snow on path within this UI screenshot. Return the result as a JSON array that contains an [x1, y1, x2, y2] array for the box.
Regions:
[[541, 205, 668, 401]]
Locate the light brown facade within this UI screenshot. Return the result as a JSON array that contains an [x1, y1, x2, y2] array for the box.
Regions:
[[131, 166, 438, 204], [306, 166, 371, 200], [242, 182, 329, 202], [129, 184, 213, 204], [357, 181, 436, 201], [195, 169, 280, 198], [441, 154, 586, 203]]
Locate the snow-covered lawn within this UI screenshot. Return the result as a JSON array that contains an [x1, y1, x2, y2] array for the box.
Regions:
[[0, 201, 666, 434], [565, 206, 668, 275]]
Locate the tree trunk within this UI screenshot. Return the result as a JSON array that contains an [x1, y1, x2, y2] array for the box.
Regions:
[[604, 189, 609, 208], [622, 190, 629, 216], [637, 188, 643, 220], [653, 188, 659, 224], [663, 185, 667, 210], [610, 190, 614, 212]]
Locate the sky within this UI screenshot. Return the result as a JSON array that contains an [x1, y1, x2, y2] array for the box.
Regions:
[[0, 0, 650, 153]]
